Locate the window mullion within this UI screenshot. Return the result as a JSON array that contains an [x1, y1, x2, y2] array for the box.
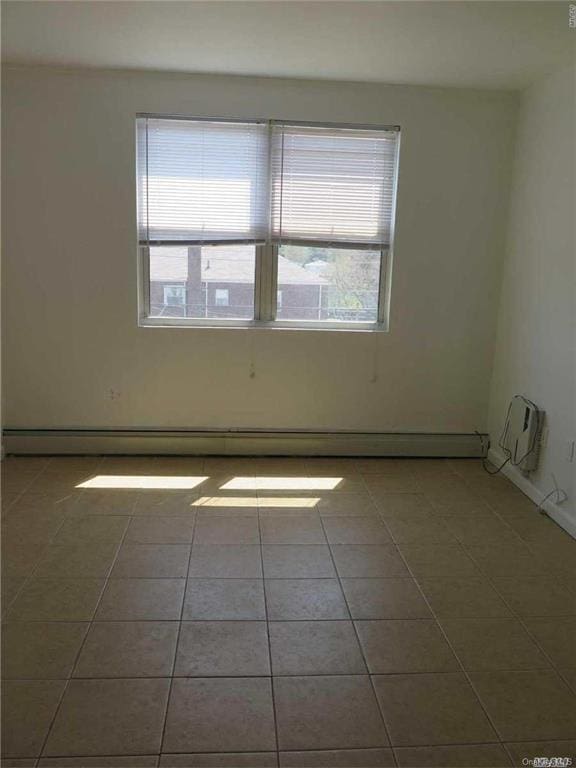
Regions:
[[377, 247, 390, 326], [139, 245, 151, 322], [269, 244, 278, 321], [256, 243, 277, 321], [254, 244, 264, 321]]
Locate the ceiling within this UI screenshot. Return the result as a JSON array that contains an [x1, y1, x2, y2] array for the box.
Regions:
[[1, 1, 573, 90]]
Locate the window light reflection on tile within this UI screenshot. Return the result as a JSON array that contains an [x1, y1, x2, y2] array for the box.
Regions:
[[220, 477, 342, 491], [76, 475, 209, 490], [193, 496, 320, 508]]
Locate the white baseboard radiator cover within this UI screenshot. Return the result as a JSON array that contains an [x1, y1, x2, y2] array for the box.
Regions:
[[3, 429, 488, 457]]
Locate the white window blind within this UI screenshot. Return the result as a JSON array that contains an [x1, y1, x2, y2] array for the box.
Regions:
[[137, 117, 400, 250], [137, 118, 269, 245], [270, 124, 399, 249]]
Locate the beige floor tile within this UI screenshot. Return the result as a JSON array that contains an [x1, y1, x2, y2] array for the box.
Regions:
[[193, 517, 260, 545], [53, 515, 130, 544], [492, 578, 576, 617], [95, 578, 185, 620], [263, 546, 335, 578], [133, 492, 199, 516], [261, 517, 326, 545], [163, 677, 276, 753], [274, 675, 389, 751], [384, 514, 456, 544], [364, 476, 421, 495], [353, 458, 416, 475], [2, 622, 89, 679], [2, 540, 50, 579], [372, 672, 497, 746], [160, 754, 278, 767], [7, 578, 105, 621], [126, 516, 195, 543], [34, 542, 120, 577], [486, 494, 539, 518], [341, 578, 432, 619], [1, 575, 26, 610], [426, 494, 492, 517], [2, 513, 67, 543], [395, 744, 511, 767], [441, 514, 520, 545], [44, 678, 170, 756], [196, 505, 259, 518], [152, 456, 206, 473], [501, 513, 572, 545], [356, 619, 458, 674], [258, 507, 319, 518], [99, 456, 164, 474], [265, 579, 349, 620], [465, 542, 546, 577], [6, 492, 80, 519], [184, 579, 266, 620], [317, 494, 378, 517], [331, 545, 409, 578], [505, 741, 576, 766], [1, 680, 66, 757], [279, 748, 395, 766], [322, 517, 391, 545], [470, 669, 576, 741], [40, 757, 159, 767], [111, 543, 190, 578], [269, 621, 366, 675], [189, 545, 263, 578], [72, 491, 138, 516], [440, 617, 550, 671], [527, 543, 576, 580], [174, 621, 270, 676], [416, 578, 512, 618], [560, 669, 576, 693], [523, 617, 576, 668], [398, 545, 480, 579], [375, 494, 433, 518], [2, 759, 38, 768], [46, 457, 102, 474], [319, 476, 367, 494], [74, 621, 179, 677]]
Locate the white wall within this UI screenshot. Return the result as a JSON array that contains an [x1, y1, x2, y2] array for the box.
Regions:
[[2, 66, 516, 432], [488, 64, 576, 521]]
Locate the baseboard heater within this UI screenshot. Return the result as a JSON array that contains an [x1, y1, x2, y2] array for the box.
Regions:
[[2, 428, 488, 457]]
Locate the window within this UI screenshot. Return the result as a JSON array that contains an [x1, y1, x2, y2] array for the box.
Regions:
[[214, 288, 230, 307], [137, 117, 400, 329], [163, 285, 186, 306]]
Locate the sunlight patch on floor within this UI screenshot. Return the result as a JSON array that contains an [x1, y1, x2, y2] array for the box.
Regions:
[[77, 475, 209, 490], [220, 476, 342, 490]]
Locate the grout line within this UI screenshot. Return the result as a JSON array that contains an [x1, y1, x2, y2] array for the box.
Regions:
[[362, 476, 514, 763], [258, 508, 281, 763], [316, 510, 398, 767], [37, 494, 131, 760], [156, 496, 198, 756]]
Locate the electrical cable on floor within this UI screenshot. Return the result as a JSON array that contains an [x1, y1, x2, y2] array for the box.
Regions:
[[537, 473, 568, 515]]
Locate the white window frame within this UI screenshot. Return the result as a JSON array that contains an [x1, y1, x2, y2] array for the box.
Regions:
[[137, 117, 400, 333]]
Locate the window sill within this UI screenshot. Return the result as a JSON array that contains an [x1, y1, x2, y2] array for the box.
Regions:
[[138, 317, 389, 333]]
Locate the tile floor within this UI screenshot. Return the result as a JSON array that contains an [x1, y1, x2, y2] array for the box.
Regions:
[[1, 455, 576, 767]]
